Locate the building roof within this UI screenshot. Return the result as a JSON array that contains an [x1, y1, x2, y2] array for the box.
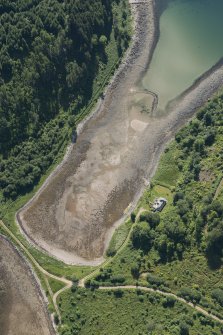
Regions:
[[152, 197, 167, 211]]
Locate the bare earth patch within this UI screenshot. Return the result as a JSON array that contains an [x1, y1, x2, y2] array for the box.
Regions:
[[199, 169, 215, 182], [18, 1, 223, 265], [0, 236, 54, 335]]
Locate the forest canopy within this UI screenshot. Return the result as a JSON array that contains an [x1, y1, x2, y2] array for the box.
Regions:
[[0, 0, 130, 200]]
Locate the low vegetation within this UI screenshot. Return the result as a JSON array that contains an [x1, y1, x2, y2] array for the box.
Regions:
[[106, 219, 132, 256], [58, 288, 223, 335], [89, 91, 223, 317]]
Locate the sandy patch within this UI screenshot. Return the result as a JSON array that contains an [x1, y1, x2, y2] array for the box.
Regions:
[[131, 119, 148, 131]]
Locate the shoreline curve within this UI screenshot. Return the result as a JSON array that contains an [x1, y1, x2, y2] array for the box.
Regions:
[[16, 0, 223, 266]]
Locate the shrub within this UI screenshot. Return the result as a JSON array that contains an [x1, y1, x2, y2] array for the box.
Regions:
[[110, 275, 126, 284], [106, 247, 116, 257], [54, 314, 59, 325], [147, 274, 165, 287], [178, 287, 201, 304], [176, 199, 190, 217], [138, 295, 144, 302], [145, 212, 160, 228], [131, 212, 136, 222], [131, 263, 140, 279], [84, 279, 91, 288], [95, 269, 111, 282], [71, 276, 78, 292], [194, 137, 205, 153], [205, 130, 216, 145], [99, 35, 108, 46], [162, 296, 176, 308], [131, 222, 152, 251], [206, 223, 223, 256], [173, 192, 185, 205], [179, 321, 189, 335], [211, 288, 223, 306], [89, 280, 99, 289], [113, 289, 124, 298]]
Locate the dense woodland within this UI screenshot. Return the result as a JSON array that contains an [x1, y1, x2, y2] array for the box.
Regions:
[[130, 97, 223, 266], [0, 0, 130, 200]]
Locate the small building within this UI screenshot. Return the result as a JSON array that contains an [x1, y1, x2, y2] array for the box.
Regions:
[[152, 197, 167, 212]]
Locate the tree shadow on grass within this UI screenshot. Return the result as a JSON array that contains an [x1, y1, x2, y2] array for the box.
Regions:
[[206, 248, 222, 270]]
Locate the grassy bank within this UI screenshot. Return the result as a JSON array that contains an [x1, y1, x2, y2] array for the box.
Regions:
[[106, 219, 133, 257]]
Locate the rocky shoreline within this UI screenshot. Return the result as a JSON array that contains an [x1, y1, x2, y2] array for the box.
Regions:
[[16, 0, 157, 265], [16, 0, 223, 266]]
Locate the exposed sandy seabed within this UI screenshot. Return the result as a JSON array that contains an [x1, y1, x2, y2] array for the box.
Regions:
[[0, 235, 55, 335], [18, 0, 223, 265]]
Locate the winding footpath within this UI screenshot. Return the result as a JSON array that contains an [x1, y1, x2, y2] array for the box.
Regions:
[[78, 208, 223, 325], [2, 214, 223, 328], [99, 286, 223, 324], [79, 220, 135, 287], [0, 220, 72, 323]]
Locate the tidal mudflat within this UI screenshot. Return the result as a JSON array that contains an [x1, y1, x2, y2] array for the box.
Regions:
[[18, 0, 223, 265], [0, 236, 54, 335]]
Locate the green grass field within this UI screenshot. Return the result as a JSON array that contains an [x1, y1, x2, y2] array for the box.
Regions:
[[153, 142, 180, 188]]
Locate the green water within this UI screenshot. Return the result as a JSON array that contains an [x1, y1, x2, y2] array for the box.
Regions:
[[142, 0, 223, 110]]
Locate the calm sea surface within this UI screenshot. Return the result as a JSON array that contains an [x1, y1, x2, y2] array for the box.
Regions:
[[143, 0, 223, 110]]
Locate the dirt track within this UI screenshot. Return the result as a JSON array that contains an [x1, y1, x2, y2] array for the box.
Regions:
[[99, 286, 223, 325], [17, 0, 223, 265], [0, 235, 55, 335]]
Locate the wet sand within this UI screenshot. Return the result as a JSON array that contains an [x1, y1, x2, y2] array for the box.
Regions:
[[17, 0, 223, 265], [0, 235, 55, 335]]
